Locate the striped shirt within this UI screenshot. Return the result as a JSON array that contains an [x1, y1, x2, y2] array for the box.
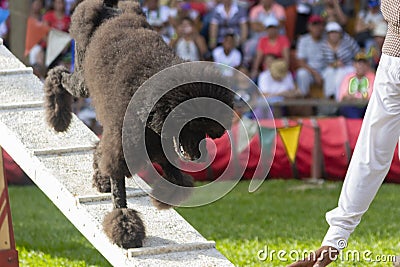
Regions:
[[321, 33, 360, 66], [381, 0, 400, 57], [210, 3, 248, 43]]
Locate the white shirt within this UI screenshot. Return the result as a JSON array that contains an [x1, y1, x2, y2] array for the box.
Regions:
[[212, 46, 242, 76], [214, 3, 239, 20], [142, 5, 175, 26], [358, 9, 385, 27], [258, 70, 295, 95], [176, 39, 200, 61], [0, 22, 7, 38]]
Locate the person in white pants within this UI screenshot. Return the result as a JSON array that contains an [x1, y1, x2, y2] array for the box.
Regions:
[[288, 0, 400, 265]]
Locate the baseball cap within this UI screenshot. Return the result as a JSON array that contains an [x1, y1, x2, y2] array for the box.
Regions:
[[263, 16, 279, 28], [308, 14, 324, 24], [368, 0, 379, 7], [325, 21, 342, 33], [354, 52, 369, 62]]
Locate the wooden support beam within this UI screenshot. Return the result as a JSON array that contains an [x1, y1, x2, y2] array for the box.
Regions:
[[269, 99, 368, 107], [0, 147, 19, 267]]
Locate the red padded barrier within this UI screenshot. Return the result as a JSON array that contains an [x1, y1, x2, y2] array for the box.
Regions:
[[295, 119, 315, 178], [131, 117, 400, 183], [386, 143, 400, 182], [345, 119, 363, 150], [318, 117, 350, 180]]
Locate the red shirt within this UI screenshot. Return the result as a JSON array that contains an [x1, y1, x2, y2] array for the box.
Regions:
[[257, 35, 290, 58], [43, 11, 71, 32]]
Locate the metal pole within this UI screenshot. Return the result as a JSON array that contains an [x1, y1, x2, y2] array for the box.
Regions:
[[311, 118, 323, 180]]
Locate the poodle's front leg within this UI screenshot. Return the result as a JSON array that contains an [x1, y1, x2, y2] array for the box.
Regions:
[[110, 176, 126, 209], [103, 176, 146, 248], [92, 142, 111, 193]]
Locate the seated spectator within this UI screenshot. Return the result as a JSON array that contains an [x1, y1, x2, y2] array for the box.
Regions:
[[276, 0, 297, 43], [321, 22, 360, 99], [313, 0, 348, 26], [249, 0, 286, 33], [212, 33, 242, 76], [43, 0, 71, 32], [171, 17, 208, 61], [295, 0, 314, 38], [0, 0, 7, 9], [370, 20, 387, 69], [250, 16, 290, 79], [208, 0, 248, 49], [64, 0, 75, 15], [233, 66, 257, 117], [43, 0, 72, 69], [254, 58, 301, 117], [338, 52, 375, 118], [172, 0, 201, 27], [28, 0, 46, 80], [354, 0, 385, 51], [258, 58, 301, 98], [295, 14, 326, 96], [143, 0, 177, 42], [232, 73, 254, 123], [243, 0, 286, 66], [0, 18, 8, 47]]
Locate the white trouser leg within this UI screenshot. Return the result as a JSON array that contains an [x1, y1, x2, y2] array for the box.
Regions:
[[296, 68, 314, 96], [322, 54, 400, 250], [322, 67, 337, 98]]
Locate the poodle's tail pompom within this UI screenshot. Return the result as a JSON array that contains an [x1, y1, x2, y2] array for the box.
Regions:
[[44, 66, 73, 132]]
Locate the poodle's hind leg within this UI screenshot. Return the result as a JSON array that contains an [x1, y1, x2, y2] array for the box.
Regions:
[[102, 176, 146, 248], [98, 132, 145, 248], [151, 163, 194, 210], [92, 142, 111, 193], [61, 69, 89, 98]]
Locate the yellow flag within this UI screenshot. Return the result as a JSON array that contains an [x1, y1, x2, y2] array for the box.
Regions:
[[278, 125, 302, 163]]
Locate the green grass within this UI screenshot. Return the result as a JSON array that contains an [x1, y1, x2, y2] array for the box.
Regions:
[[8, 186, 111, 267], [8, 180, 400, 266]]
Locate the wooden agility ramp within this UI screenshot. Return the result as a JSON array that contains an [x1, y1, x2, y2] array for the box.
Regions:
[[0, 39, 233, 267]]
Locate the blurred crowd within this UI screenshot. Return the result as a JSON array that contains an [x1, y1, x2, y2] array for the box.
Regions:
[[0, 0, 388, 125]]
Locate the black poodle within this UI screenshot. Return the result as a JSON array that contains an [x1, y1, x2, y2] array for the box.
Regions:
[[44, 0, 234, 249]]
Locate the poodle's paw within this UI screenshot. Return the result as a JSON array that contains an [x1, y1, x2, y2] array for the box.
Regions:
[[92, 171, 111, 193], [103, 208, 145, 249], [151, 174, 194, 209]]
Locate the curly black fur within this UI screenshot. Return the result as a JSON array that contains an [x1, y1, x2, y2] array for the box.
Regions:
[[44, 66, 73, 132], [43, 0, 234, 248], [103, 208, 146, 248], [151, 171, 194, 209], [92, 142, 112, 193]]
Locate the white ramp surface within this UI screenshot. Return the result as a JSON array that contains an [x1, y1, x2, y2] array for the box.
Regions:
[[0, 39, 234, 267]]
